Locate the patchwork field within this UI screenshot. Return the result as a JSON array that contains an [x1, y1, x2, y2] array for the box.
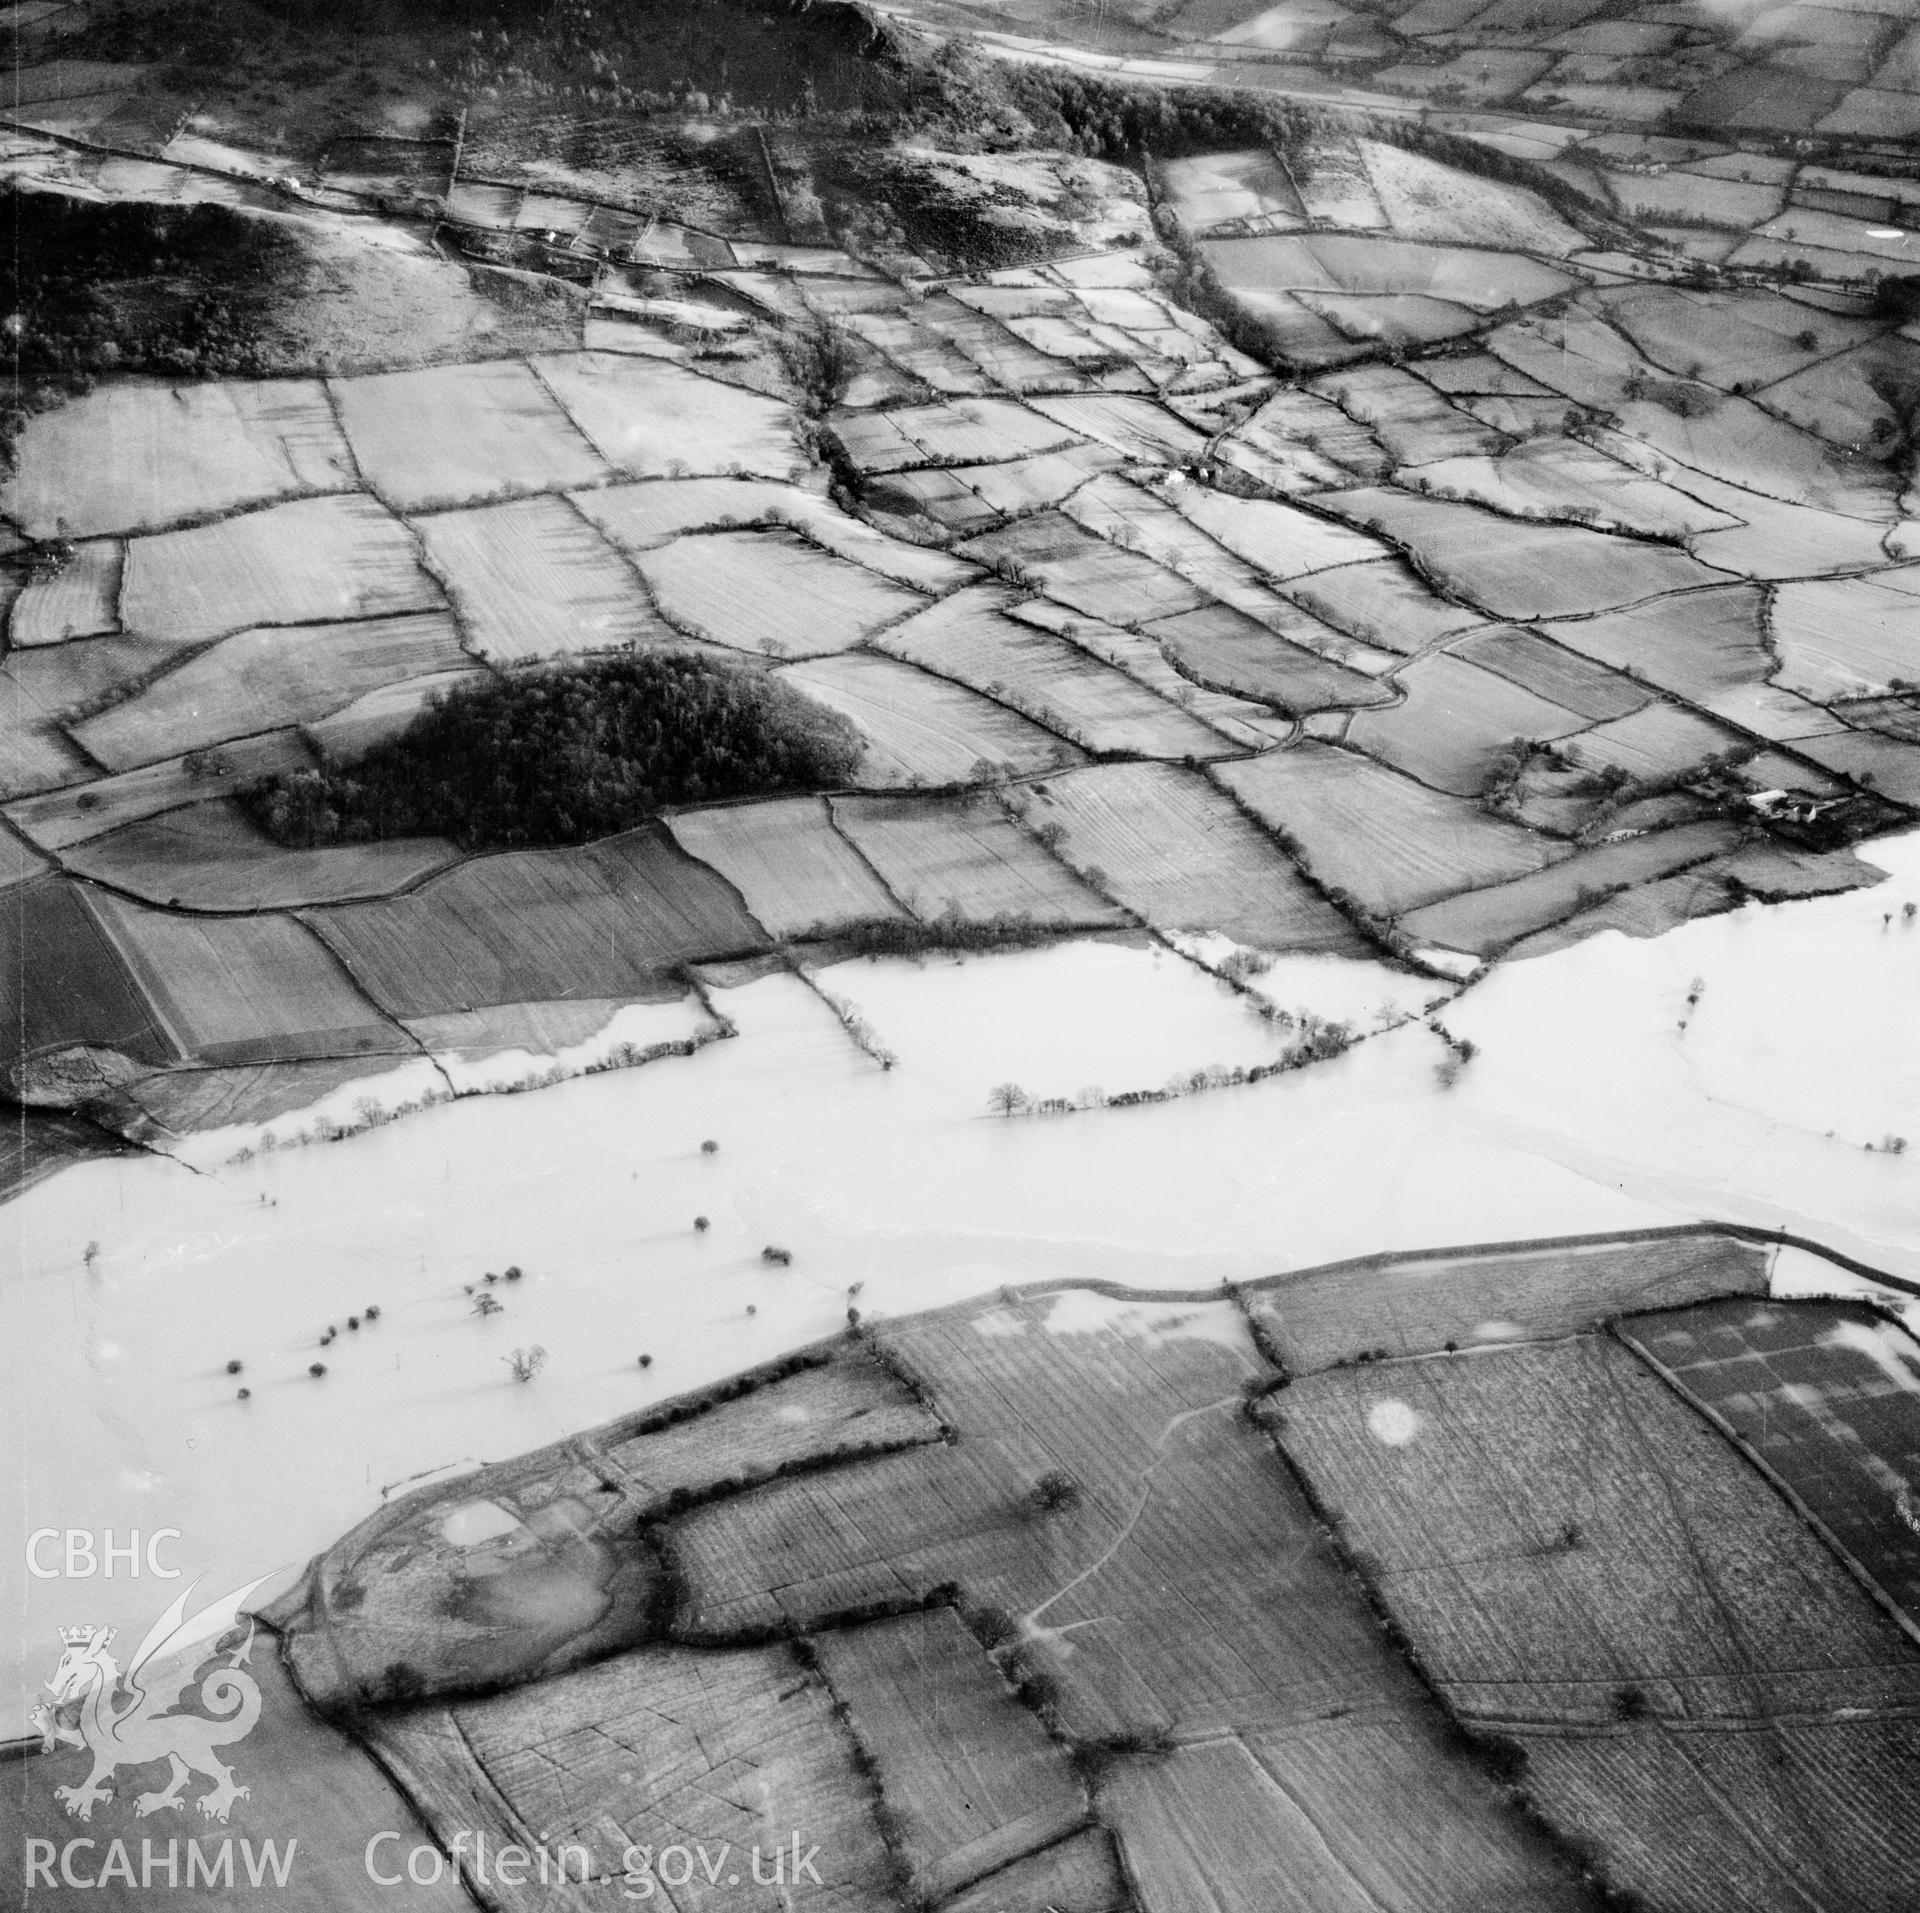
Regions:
[[62, 800, 460, 911], [878, 588, 1230, 758], [0, 876, 177, 1090], [1618, 1296, 1920, 1630], [166, 1229, 1920, 1913], [1020, 760, 1367, 952], [9, 537, 121, 646], [1276, 1331, 1920, 1912], [10, 5, 1920, 1906], [830, 792, 1124, 926], [309, 828, 766, 1018], [0, 25, 1913, 1171], [779, 652, 1082, 786], [1321, 489, 1727, 620], [664, 796, 910, 939], [1346, 650, 1591, 796], [331, 359, 610, 512], [90, 888, 406, 1067], [2, 377, 356, 539], [1216, 741, 1568, 916], [118, 494, 444, 645], [1401, 819, 1746, 957], [637, 529, 928, 658], [412, 496, 669, 662], [72, 611, 471, 770]]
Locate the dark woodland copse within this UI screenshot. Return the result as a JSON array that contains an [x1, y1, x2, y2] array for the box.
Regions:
[[1, 189, 298, 383], [246, 650, 863, 851]]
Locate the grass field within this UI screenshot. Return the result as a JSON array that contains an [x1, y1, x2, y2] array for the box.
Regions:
[[779, 652, 1081, 787], [309, 827, 765, 1017], [958, 513, 1212, 628], [1619, 1297, 1920, 1629], [1026, 393, 1212, 467], [1158, 147, 1304, 230], [2, 375, 356, 538], [277, 1343, 944, 1708], [651, 1289, 1605, 1901], [1022, 761, 1367, 952], [1159, 485, 1388, 584], [370, 1642, 899, 1902], [1770, 574, 1920, 701], [601, 1349, 947, 1506], [666, 795, 910, 938], [831, 793, 1122, 927], [533, 351, 801, 479], [1282, 558, 1486, 657], [1401, 439, 1738, 541], [941, 1828, 1127, 1913], [1202, 233, 1574, 313], [1105, 1730, 1586, 1913], [1223, 386, 1393, 492], [1321, 490, 1724, 621], [1400, 820, 1745, 957], [72, 611, 470, 770], [638, 529, 926, 658], [812, 1607, 1088, 1901], [1286, 133, 1387, 227], [330, 358, 610, 512], [64, 799, 459, 911], [1061, 477, 1344, 634], [0, 826, 46, 893], [569, 476, 828, 550], [1216, 741, 1565, 917], [1360, 138, 1586, 254], [8, 537, 121, 646], [1246, 1232, 1767, 1373], [413, 495, 669, 662], [1274, 1332, 1920, 1911], [89, 889, 406, 1066], [878, 588, 1229, 759], [1277, 1330, 1920, 1724], [118, 494, 443, 646], [303, 668, 487, 760], [1561, 701, 1749, 785], [1600, 285, 1873, 392], [891, 443, 1121, 532], [829, 398, 1081, 475], [4, 729, 317, 852], [2, 634, 165, 796], [1308, 364, 1504, 465], [0, 876, 176, 1081], [1530, 582, 1777, 710], [1007, 598, 1292, 745], [1347, 652, 1590, 798]]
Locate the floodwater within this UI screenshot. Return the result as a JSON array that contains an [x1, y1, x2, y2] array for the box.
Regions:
[[5, 851, 1918, 1721]]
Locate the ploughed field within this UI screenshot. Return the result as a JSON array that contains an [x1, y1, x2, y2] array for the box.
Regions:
[[5, 66, 1919, 1174], [12, 1225, 1918, 1911]]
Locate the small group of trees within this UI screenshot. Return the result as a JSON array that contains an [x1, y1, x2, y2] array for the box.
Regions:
[[245, 651, 863, 852]]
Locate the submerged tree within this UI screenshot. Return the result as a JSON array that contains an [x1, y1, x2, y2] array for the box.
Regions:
[[504, 1346, 548, 1383]]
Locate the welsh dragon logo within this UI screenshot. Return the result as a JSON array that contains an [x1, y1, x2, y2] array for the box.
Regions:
[[31, 1576, 275, 1824]]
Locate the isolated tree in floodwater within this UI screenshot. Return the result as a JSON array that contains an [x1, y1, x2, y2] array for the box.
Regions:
[[989, 1082, 1031, 1118]]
